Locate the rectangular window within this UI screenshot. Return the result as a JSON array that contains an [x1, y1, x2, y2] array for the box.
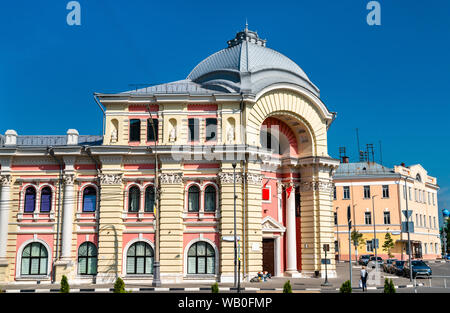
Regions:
[[205, 118, 217, 141], [429, 216, 432, 229], [365, 212, 372, 225], [364, 185, 371, 199], [423, 215, 426, 228], [188, 118, 199, 142], [366, 240, 374, 252], [433, 193, 435, 205], [129, 119, 141, 142], [334, 212, 338, 225], [343, 186, 350, 200], [414, 189, 417, 202], [428, 192, 430, 204], [147, 118, 159, 141], [382, 185, 389, 198], [420, 214, 423, 227], [434, 217, 436, 229], [333, 186, 337, 200], [409, 187, 412, 201], [416, 214, 418, 225], [384, 211, 391, 225], [403, 185, 407, 200]]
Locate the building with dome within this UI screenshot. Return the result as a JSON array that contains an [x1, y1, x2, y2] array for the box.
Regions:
[[0, 27, 339, 285]]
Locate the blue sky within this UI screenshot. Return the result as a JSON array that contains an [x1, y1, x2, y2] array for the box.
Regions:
[[1, 1, 449, 224]]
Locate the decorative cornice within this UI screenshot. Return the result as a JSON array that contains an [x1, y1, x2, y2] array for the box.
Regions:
[[0, 175, 12, 186], [160, 172, 183, 184], [99, 173, 123, 185]]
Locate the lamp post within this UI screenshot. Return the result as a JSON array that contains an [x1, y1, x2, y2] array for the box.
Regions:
[[443, 209, 449, 258], [147, 105, 161, 287], [336, 207, 340, 262], [403, 176, 413, 282], [347, 205, 352, 285], [232, 162, 237, 289], [371, 195, 379, 274]]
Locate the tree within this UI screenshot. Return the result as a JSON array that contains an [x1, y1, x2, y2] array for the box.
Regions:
[[351, 230, 365, 263], [60, 275, 70, 293], [382, 233, 395, 258], [383, 278, 396, 293], [211, 282, 219, 293], [283, 280, 292, 293], [114, 277, 126, 293], [339, 280, 352, 293]]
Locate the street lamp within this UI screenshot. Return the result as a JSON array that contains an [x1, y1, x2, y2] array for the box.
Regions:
[[232, 162, 237, 289], [147, 105, 161, 287], [336, 207, 340, 262], [403, 176, 413, 282], [443, 209, 449, 258], [371, 195, 379, 274]]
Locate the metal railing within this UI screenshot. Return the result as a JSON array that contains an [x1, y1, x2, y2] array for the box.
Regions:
[[415, 276, 450, 289]]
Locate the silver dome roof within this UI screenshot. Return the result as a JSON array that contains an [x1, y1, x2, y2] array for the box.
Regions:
[[187, 27, 320, 96]]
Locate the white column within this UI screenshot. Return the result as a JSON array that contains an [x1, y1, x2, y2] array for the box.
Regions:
[[61, 174, 75, 260], [285, 183, 300, 277], [0, 175, 11, 263]]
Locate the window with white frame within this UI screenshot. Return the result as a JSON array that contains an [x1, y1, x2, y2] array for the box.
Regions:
[[187, 241, 215, 275], [343, 186, 350, 200], [21, 242, 48, 276], [364, 185, 370, 199], [128, 186, 140, 212], [382, 185, 389, 198], [126, 241, 154, 275], [365, 212, 372, 225], [366, 240, 374, 252], [384, 211, 391, 225]]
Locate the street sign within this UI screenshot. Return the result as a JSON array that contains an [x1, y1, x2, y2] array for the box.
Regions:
[[321, 258, 331, 265], [401, 222, 414, 233], [402, 210, 413, 219], [323, 244, 330, 252], [222, 236, 241, 242], [372, 239, 379, 249]]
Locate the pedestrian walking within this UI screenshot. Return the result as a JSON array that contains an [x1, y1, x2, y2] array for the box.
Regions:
[[360, 266, 368, 292]]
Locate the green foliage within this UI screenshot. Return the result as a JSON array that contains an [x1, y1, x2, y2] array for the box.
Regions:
[[382, 233, 395, 258], [60, 275, 70, 293], [211, 282, 219, 293], [383, 278, 396, 293], [339, 280, 352, 293], [113, 277, 126, 293], [283, 280, 292, 293], [351, 230, 364, 248]]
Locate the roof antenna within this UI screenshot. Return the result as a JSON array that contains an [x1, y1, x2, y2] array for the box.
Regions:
[[245, 18, 248, 32]]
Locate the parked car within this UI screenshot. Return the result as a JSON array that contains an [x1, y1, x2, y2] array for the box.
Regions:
[[358, 254, 373, 266], [383, 259, 397, 273], [391, 260, 406, 275], [403, 260, 432, 278], [444, 254, 450, 260], [368, 256, 383, 269]]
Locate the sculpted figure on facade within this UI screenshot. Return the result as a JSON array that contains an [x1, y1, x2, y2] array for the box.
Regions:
[[160, 173, 183, 184], [169, 127, 177, 142], [0, 175, 11, 186], [99, 173, 123, 185], [110, 129, 118, 143]]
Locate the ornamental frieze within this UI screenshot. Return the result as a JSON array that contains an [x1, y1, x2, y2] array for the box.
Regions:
[[299, 179, 334, 193], [99, 173, 123, 185], [246, 173, 264, 185], [0, 175, 12, 186], [218, 172, 243, 184], [160, 173, 183, 184]]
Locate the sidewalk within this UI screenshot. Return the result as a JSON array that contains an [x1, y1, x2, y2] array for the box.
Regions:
[[0, 263, 424, 293]]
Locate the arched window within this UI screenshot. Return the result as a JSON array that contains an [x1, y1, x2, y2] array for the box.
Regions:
[[128, 186, 140, 212], [21, 242, 48, 276], [204, 185, 216, 212], [78, 242, 97, 275], [24, 187, 36, 213], [40, 187, 52, 213], [145, 186, 155, 213], [82, 187, 97, 212], [416, 174, 422, 182], [126, 242, 154, 274], [187, 241, 215, 274], [188, 185, 200, 212]]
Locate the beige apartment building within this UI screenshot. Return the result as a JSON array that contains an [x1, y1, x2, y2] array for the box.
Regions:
[[333, 161, 441, 261]]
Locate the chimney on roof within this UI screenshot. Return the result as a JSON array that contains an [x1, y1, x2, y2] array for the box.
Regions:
[[342, 156, 349, 164], [67, 129, 79, 145], [401, 162, 406, 167], [5, 130, 17, 146]]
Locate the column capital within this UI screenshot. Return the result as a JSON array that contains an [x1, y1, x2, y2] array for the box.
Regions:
[[0, 175, 12, 186], [63, 174, 75, 186]]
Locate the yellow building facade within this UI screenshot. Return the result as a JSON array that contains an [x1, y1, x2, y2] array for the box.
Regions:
[[333, 161, 441, 262], [0, 28, 340, 285]]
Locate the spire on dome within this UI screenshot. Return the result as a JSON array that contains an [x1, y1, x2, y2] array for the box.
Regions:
[[227, 24, 266, 48]]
